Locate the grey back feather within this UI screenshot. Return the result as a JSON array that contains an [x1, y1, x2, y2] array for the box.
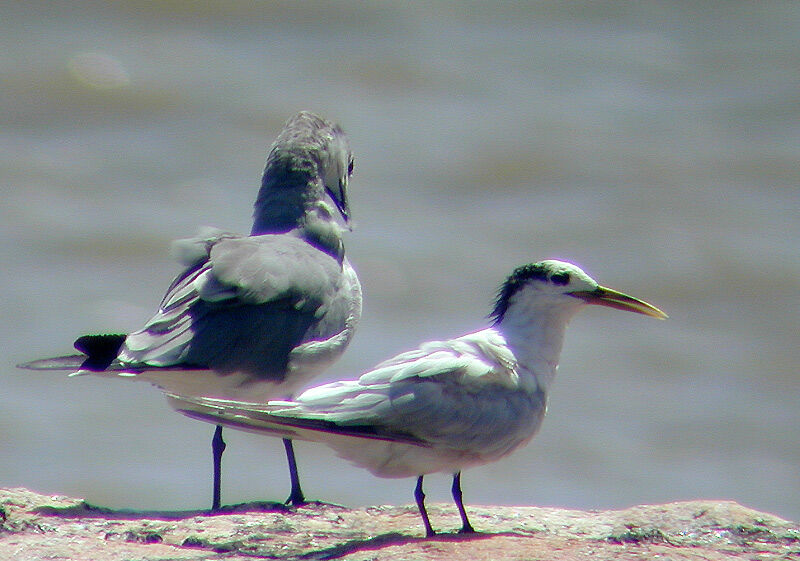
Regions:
[[19, 111, 361, 398], [119, 225, 354, 381]]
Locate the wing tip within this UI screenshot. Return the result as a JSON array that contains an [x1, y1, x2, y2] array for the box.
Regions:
[[16, 355, 86, 371]]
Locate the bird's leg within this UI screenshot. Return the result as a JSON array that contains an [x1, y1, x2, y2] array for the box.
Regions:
[[211, 425, 226, 511], [283, 438, 306, 506], [451, 471, 475, 533], [414, 475, 436, 537]]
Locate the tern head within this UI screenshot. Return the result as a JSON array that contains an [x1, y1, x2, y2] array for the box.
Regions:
[[258, 111, 354, 227], [491, 260, 667, 325]]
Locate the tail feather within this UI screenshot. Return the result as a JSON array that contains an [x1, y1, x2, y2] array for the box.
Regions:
[[73, 334, 127, 370], [17, 355, 88, 371], [166, 394, 427, 447], [17, 333, 127, 372]]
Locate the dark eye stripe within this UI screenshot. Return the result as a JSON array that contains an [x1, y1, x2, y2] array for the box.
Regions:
[[551, 271, 570, 285]]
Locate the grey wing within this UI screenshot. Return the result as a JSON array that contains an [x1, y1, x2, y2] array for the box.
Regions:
[[279, 342, 546, 455], [119, 233, 348, 381], [378, 374, 546, 456], [168, 393, 427, 447]]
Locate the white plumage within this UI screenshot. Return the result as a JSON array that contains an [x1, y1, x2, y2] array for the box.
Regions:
[[19, 111, 361, 509], [171, 259, 667, 535]]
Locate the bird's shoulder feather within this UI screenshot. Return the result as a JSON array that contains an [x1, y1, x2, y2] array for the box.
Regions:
[[358, 327, 519, 390], [119, 228, 347, 368]]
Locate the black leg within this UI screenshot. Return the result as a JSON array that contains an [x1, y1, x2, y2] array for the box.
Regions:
[[451, 472, 475, 533], [283, 438, 306, 506], [414, 475, 435, 537], [211, 425, 226, 511]]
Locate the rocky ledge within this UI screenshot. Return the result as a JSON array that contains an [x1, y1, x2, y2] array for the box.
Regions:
[[0, 488, 797, 560]]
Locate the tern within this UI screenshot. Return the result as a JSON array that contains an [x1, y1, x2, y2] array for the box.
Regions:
[[169, 260, 666, 535], [18, 111, 362, 510]]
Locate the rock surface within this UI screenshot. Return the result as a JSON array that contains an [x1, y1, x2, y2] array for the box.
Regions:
[[0, 488, 797, 560]]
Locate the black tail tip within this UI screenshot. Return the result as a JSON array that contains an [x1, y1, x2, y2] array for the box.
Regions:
[[74, 333, 127, 371]]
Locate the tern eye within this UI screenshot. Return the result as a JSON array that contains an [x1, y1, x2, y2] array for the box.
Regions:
[[551, 271, 570, 285], [347, 158, 354, 176]]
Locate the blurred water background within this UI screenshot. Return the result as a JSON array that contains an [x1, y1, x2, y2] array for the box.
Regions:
[[1, 2, 798, 522]]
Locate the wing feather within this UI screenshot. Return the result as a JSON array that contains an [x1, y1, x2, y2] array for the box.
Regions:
[[273, 328, 542, 452], [118, 229, 346, 377], [166, 327, 544, 463], [171, 328, 537, 451]]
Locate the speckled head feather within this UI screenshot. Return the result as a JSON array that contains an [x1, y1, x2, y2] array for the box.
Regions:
[[261, 112, 348, 188], [490, 261, 575, 324], [252, 111, 353, 235], [492, 263, 547, 324]]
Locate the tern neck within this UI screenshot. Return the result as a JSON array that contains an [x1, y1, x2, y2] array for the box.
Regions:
[[496, 300, 582, 393], [297, 208, 345, 263], [251, 158, 323, 236]]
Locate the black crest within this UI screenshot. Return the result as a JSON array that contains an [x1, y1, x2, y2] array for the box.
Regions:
[[490, 263, 552, 324]]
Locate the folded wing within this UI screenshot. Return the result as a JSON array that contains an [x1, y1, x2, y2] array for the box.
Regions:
[[119, 228, 350, 381], [169, 329, 545, 458]]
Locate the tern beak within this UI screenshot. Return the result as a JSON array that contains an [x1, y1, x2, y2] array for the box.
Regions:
[[327, 182, 350, 225], [572, 286, 668, 319]]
